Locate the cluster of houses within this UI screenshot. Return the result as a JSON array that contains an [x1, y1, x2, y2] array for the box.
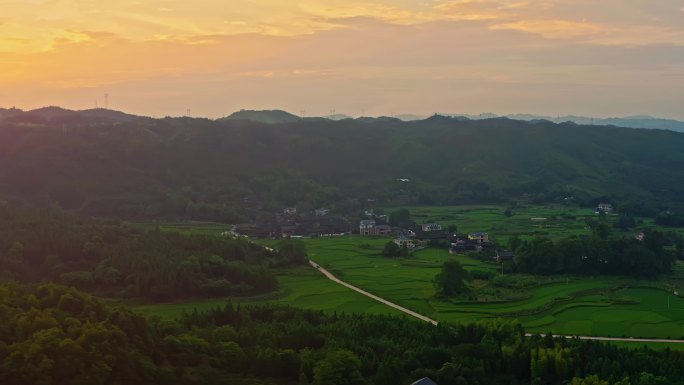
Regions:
[[234, 199, 515, 263], [596, 203, 614, 214], [358, 217, 514, 260], [235, 207, 351, 238]]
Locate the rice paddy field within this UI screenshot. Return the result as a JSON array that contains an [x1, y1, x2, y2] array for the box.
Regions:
[[390, 204, 657, 243], [302, 236, 684, 339], [129, 204, 684, 347]]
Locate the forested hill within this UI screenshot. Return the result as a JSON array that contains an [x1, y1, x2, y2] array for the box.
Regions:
[[3, 283, 684, 385], [2, 110, 684, 220]]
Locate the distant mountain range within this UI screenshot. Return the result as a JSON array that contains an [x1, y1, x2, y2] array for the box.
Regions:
[[4, 106, 683, 132], [435, 113, 684, 133]]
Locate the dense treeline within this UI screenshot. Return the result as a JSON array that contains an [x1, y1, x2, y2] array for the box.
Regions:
[[510, 232, 675, 278], [4, 110, 684, 219], [0, 204, 306, 301], [2, 283, 684, 385]]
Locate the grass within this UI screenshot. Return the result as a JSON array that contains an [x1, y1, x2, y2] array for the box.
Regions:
[[390, 204, 598, 243], [390, 204, 684, 243], [299, 236, 684, 339], [520, 288, 684, 339], [132, 267, 403, 320], [130, 204, 684, 343]]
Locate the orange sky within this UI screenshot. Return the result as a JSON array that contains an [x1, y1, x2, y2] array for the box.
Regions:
[[2, 1, 684, 118]]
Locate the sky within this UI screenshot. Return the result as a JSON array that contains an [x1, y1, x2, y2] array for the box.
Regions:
[[1, 0, 684, 119]]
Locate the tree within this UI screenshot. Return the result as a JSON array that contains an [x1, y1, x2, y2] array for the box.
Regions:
[[389, 209, 411, 227], [312, 350, 367, 385], [614, 213, 636, 230], [593, 223, 610, 240], [434, 260, 470, 297], [373, 357, 405, 385], [507, 235, 522, 252], [277, 239, 308, 266], [5, 241, 24, 267], [382, 241, 401, 258]]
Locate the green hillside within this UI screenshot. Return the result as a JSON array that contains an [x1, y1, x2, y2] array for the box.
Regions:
[[1, 112, 684, 220]]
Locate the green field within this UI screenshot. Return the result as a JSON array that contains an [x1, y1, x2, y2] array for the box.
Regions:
[[130, 204, 684, 343], [133, 267, 403, 320], [302, 236, 684, 338], [389, 204, 669, 243]]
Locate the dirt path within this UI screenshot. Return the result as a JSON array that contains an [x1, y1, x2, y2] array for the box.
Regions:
[[308, 260, 438, 325], [309, 260, 684, 344]]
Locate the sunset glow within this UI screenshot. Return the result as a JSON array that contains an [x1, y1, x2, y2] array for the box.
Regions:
[[2, 0, 684, 118]]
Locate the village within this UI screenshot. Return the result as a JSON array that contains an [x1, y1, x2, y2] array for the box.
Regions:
[[232, 205, 522, 264]]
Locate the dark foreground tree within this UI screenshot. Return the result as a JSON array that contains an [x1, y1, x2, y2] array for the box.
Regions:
[[312, 350, 367, 385], [434, 259, 470, 297], [382, 241, 408, 258]]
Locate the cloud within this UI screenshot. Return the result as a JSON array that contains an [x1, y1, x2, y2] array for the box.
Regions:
[[433, 0, 528, 21], [490, 19, 604, 39]]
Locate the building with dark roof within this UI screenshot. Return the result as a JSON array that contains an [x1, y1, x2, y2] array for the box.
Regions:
[[496, 250, 516, 262]]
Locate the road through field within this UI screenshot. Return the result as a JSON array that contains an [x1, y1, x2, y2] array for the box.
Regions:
[[309, 260, 684, 344], [308, 260, 438, 325]]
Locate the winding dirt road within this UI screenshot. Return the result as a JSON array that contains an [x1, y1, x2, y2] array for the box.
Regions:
[[309, 260, 684, 344]]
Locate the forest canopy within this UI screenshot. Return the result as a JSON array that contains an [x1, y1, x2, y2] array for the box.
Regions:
[[1, 283, 683, 385], [0, 204, 306, 301], [3, 113, 684, 220]]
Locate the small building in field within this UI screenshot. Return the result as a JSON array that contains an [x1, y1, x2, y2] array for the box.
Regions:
[[281, 226, 296, 238], [360, 220, 391, 236], [235, 223, 272, 238], [375, 225, 392, 235], [421, 223, 442, 232], [449, 237, 481, 253], [468, 232, 489, 244], [597, 203, 614, 213], [394, 236, 417, 249], [495, 250, 515, 262], [283, 207, 297, 215], [359, 219, 376, 235]]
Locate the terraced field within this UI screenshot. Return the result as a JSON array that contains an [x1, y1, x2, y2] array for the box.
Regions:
[[303, 237, 684, 339], [390, 204, 598, 243], [520, 288, 684, 339]]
